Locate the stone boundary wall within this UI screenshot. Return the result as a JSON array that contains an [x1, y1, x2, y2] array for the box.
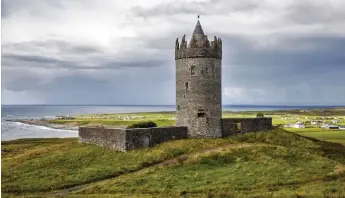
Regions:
[[79, 126, 188, 152], [79, 127, 127, 151], [221, 118, 272, 137]]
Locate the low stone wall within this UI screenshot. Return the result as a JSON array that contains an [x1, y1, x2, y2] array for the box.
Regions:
[[79, 127, 127, 151], [79, 126, 188, 152], [221, 118, 272, 137]]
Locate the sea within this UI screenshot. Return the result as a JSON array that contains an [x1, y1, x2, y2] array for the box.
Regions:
[[1, 105, 342, 141]]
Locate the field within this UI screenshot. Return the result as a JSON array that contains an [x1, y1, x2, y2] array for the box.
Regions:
[[2, 108, 345, 197], [47, 108, 345, 144], [2, 128, 345, 197]]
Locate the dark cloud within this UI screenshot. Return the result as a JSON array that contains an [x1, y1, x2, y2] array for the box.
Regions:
[[2, 0, 345, 105], [1, 39, 168, 70], [1, 69, 45, 92], [2, 54, 167, 70]]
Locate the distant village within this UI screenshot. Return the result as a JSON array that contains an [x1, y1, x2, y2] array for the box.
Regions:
[[39, 112, 345, 130], [282, 116, 345, 130]]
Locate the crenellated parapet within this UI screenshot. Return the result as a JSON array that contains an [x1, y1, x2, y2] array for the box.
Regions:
[[175, 34, 222, 60]]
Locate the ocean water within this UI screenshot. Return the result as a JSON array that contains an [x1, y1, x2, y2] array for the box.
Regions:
[[1, 105, 341, 141]]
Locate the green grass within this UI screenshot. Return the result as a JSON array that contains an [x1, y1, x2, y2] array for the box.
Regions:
[[284, 128, 345, 145], [43, 108, 345, 129], [1, 137, 235, 194], [2, 128, 345, 197], [74, 128, 345, 197]]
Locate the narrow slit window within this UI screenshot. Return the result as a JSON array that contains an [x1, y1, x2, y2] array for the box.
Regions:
[[177, 105, 180, 110], [185, 82, 188, 90], [201, 69, 204, 75], [191, 65, 195, 75]]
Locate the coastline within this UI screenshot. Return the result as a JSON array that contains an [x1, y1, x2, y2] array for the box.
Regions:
[[4, 107, 345, 136], [6, 119, 79, 131]]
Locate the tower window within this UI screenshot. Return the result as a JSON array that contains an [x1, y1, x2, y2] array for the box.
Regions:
[[184, 94, 186, 98], [201, 69, 204, 75], [191, 65, 195, 75], [206, 67, 208, 74], [177, 105, 180, 110], [185, 82, 188, 90], [197, 108, 205, 117]]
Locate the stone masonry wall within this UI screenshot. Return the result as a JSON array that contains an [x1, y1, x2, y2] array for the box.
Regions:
[[221, 118, 272, 137], [79, 127, 127, 151], [176, 57, 222, 138], [79, 126, 188, 152]]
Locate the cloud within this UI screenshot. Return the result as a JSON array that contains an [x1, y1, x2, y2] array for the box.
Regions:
[[1, 0, 345, 105]]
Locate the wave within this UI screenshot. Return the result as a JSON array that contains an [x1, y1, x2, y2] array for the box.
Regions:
[[6, 121, 78, 132]]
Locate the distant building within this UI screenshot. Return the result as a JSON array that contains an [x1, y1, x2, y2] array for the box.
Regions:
[[284, 123, 305, 128], [311, 121, 321, 125], [325, 125, 339, 129], [294, 123, 305, 128], [338, 126, 345, 130]]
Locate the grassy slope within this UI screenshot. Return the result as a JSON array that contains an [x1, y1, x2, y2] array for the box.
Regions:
[[285, 128, 345, 145], [2, 128, 345, 197]]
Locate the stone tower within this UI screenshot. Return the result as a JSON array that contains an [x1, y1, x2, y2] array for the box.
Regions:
[[175, 18, 222, 138]]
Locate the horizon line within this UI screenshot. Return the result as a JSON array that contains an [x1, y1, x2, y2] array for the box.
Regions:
[[2, 104, 345, 107]]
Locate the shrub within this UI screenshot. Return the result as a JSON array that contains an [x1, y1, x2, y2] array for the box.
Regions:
[[127, 121, 158, 129], [256, 112, 264, 118]]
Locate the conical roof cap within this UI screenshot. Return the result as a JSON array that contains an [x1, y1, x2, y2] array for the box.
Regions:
[[193, 20, 204, 35]]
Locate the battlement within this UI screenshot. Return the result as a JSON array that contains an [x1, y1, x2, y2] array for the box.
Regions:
[[175, 35, 222, 60]]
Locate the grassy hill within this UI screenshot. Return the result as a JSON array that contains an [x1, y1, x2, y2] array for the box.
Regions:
[[2, 128, 345, 198]]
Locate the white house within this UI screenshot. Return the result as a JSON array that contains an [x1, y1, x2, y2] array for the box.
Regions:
[[311, 121, 320, 125], [294, 123, 305, 128], [332, 120, 339, 124]]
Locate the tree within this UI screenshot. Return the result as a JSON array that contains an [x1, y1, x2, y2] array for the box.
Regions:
[[256, 112, 264, 118], [127, 121, 157, 129]]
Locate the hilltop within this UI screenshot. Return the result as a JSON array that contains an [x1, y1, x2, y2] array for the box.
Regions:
[[2, 128, 345, 198]]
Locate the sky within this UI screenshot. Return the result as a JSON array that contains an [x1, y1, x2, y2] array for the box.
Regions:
[[1, 0, 345, 105]]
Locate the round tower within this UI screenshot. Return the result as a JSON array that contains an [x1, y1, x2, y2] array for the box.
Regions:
[[175, 18, 222, 138]]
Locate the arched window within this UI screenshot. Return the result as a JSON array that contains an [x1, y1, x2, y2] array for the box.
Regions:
[[185, 82, 188, 90], [191, 65, 195, 75]]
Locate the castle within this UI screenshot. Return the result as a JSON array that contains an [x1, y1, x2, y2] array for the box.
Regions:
[[79, 18, 272, 151], [175, 18, 222, 138]]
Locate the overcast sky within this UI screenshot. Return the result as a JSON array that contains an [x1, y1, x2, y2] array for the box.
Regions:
[[1, 0, 345, 105]]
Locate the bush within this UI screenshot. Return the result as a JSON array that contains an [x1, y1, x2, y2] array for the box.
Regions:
[[256, 112, 264, 118], [127, 121, 158, 129]]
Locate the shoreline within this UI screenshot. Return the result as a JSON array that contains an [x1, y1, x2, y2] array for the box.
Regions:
[[5, 107, 345, 133], [6, 119, 79, 131]]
